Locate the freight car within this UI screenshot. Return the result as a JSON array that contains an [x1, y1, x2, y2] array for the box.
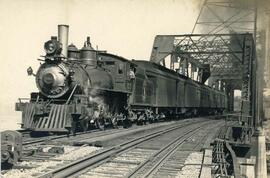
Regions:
[[15, 25, 227, 134], [131, 60, 227, 117]]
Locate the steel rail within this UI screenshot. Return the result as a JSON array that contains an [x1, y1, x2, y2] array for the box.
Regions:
[[22, 120, 184, 146], [17, 129, 31, 133], [21, 118, 199, 146], [22, 125, 152, 146], [22, 129, 105, 146], [129, 121, 225, 178], [127, 123, 207, 178], [14, 129, 31, 136], [18, 116, 221, 146], [37, 120, 208, 178]]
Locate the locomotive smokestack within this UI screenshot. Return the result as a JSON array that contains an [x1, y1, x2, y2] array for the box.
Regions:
[[58, 24, 69, 57]]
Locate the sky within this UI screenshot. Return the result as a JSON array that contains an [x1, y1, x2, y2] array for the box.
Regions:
[[0, 0, 201, 129]]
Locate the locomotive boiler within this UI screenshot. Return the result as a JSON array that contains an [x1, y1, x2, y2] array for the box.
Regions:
[[15, 25, 227, 134]]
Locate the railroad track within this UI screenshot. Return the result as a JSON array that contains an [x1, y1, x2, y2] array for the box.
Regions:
[[79, 120, 223, 178], [16, 129, 31, 137], [124, 126, 205, 178], [134, 122, 224, 178], [1, 118, 226, 178], [19, 114, 225, 145], [21, 121, 180, 147], [34, 119, 224, 178], [17, 122, 180, 163], [22, 128, 117, 146], [1, 121, 181, 176], [16, 115, 227, 147]]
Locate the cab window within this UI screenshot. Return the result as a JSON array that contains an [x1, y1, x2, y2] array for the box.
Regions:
[[118, 63, 124, 74]]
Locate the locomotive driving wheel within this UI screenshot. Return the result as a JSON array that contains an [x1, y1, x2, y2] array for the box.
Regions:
[[70, 121, 77, 136], [79, 116, 89, 132], [80, 118, 89, 132]]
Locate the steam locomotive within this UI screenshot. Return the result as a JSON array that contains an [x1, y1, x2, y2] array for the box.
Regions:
[[15, 25, 227, 134]]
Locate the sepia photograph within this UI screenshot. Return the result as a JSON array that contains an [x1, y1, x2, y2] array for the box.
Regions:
[[0, 0, 270, 177]]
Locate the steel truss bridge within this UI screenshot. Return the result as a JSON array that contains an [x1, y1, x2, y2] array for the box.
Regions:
[[150, 0, 267, 129], [148, 0, 270, 177], [150, 33, 257, 127]]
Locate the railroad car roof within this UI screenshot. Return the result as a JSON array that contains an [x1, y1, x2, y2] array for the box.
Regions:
[[133, 60, 225, 95], [132, 60, 201, 82], [132, 60, 188, 79], [98, 53, 224, 95], [98, 52, 137, 66]]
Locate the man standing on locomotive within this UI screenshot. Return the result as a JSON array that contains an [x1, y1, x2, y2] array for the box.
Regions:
[[129, 65, 136, 90]]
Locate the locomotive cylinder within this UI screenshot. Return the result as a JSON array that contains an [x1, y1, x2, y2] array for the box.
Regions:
[[58, 25, 69, 57]]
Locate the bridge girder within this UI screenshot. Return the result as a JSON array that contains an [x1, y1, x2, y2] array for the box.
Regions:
[[150, 33, 250, 81]]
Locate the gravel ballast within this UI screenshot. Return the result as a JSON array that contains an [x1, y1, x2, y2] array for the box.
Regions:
[[1, 146, 101, 178], [176, 152, 203, 178]]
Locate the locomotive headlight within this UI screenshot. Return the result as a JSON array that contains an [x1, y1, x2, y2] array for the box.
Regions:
[[44, 40, 56, 54], [44, 39, 62, 56]]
